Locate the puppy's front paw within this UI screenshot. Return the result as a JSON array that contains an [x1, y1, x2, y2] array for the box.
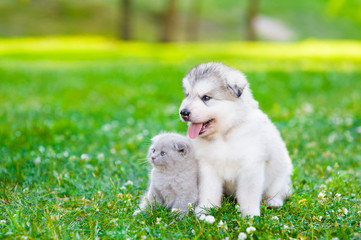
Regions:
[[266, 197, 284, 209], [195, 206, 208, 216], [239, 207, 260, 218]]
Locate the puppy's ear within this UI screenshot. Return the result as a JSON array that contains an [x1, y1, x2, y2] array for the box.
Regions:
[[227, 84, 243, 98], [225, 70, 248, 98], [173, 142, 188, 156]]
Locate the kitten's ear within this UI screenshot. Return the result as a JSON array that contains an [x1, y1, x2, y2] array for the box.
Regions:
[[151, 135, 160, 143], [173, 142, 188, 156]]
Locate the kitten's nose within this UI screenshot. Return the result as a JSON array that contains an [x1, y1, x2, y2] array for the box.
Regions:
[[180, 109, 191, 121], [151, 157, 155, 160]]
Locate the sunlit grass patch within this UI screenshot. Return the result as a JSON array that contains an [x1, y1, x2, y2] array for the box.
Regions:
[[0, 37, 360, 71]]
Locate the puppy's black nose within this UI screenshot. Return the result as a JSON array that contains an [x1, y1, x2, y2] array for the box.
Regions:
[[180, 109, 190, 121]]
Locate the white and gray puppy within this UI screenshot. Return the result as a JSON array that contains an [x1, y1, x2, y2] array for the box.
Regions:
[[137, 133, 198, 213], [179, 62, 293, 217]]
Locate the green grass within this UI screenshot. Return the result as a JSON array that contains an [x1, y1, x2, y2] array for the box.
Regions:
[[0, 38, 361, 239]]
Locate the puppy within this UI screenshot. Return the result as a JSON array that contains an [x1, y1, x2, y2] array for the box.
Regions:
[[179, 62, 293, 216]]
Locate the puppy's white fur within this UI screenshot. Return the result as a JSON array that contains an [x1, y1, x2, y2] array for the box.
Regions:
[[179, 62, 293, 216]]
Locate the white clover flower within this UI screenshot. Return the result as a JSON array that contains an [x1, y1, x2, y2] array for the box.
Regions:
[[191, 229, 196, 235], [328, 133, 337, 144], [335, 193, 341, 198], [199, 214, 215, 224], [156, 217, 161, 225], [171, 208, 181, 213], [238, 232, 247, 240], [102, 124, 112, 131], [235, 204, 241, 212], [81, 154, 89, 160], [218, 220, 228, 230], [326, 178, 332, 184], [199, 214, 206, 220], [126, 118, 134, 125], [283, 225, 289, 229], [120, 186, 126, 191], [39, 145, 45, 153], [125, 180, 133, 186], [0, 220, 7, 224], [110, 148, 116, 154], [338, 208, 348, 215], [136, 134, 144, 141], [272, 216, 279, 221], [97, 153, 104, 160], [246, 226, 256, 234], [345, 117, 353, 126], [302, 103, 313, 114], [318, 191, 326, 199], [326, 166, 332, 172], [204, 215, 215, 224], [187, 203, 193, 211], [63, 151, 69, 157], [356, 126, 361, 134], [34, 157, 41, 164], [342, 207, 348, 215]]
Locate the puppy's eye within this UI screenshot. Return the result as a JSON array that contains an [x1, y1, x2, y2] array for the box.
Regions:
[[160, 151, 166, 156], [201, 95, 211, 101]]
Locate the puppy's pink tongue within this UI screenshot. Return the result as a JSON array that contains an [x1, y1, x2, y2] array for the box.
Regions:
[[188, 123, 203, 139]]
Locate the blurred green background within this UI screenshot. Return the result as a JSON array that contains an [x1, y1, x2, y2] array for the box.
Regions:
[[1, 0, 360, 41]]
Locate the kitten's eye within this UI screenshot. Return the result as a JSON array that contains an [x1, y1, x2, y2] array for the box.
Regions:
[[151, 148, 155, 153], [160, 151, 166, 156], [201, 95, 211, 102]]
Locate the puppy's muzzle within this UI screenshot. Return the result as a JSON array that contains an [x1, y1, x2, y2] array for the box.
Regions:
[[180, 109, 191, 121]]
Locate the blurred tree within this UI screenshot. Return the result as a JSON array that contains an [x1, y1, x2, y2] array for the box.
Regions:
[[121, 0, 131, 40], [161, 0, 177, 42], [245, 0, 259, 41], [186, 0, 202, 41]]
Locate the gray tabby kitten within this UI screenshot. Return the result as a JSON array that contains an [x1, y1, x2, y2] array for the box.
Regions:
[[137, 133, 198, 213]]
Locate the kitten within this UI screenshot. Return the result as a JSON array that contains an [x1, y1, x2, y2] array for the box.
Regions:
[[137, 133, 198, 213]]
